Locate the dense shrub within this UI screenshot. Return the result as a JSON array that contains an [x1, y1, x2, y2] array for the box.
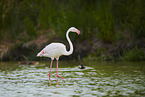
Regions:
[[122, 47, 145, 61], [0, 0, 145, 61], [1, 0, 145, 42], [111, 0, 145, 39], [94, 1, 115, 42], [24, 17, 38, 40]]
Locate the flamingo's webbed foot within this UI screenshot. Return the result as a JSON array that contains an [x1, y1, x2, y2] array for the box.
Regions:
[[57, 75, 64, 79]]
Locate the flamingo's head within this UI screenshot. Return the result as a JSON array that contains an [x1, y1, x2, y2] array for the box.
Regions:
[[69, 27, 80, 35]]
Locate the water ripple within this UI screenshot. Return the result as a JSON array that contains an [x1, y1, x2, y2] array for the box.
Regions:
[[0, 61, 145, 97]]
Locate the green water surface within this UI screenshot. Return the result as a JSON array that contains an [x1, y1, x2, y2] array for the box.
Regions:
[[0, 60, 145, 97]]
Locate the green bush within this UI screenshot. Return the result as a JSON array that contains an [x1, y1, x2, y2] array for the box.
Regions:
[[38, 0, 57, 30], [0, 0, 145, 48], [24, 17, 38, 39], [122, 46, 145, 61], [94, 1, 115, 42], [111, 0, 145, 39]]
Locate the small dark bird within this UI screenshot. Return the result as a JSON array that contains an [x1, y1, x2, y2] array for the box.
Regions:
[[78, 63, 86, 69]]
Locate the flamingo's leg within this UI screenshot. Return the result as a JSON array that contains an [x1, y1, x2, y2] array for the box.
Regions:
[[49, 59, 53, 80], [56, 58, 64, 79]]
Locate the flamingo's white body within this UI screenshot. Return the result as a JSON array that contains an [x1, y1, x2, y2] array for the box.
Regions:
[[39, 43, 67, 58], [37, 27, 80, 79]]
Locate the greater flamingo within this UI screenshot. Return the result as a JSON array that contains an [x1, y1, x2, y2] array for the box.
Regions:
[[37, 27, 80, 79]]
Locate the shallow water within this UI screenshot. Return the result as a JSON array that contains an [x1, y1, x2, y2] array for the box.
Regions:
[[0, 60, 145, 97]]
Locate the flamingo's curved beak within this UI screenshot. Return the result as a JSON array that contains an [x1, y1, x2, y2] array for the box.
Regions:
[[77, 30, 80, 35]]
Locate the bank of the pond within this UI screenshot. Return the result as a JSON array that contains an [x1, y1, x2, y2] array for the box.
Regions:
[[0, 35, 145, 61]]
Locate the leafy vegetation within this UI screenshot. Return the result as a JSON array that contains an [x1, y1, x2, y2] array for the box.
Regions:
[[0, 0, 145, 61], [24, 17, 38, 40], [1, 0, 145, 41], [121, 47, 145, 61]]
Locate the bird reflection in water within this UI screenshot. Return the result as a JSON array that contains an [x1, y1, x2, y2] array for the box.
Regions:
[[48, 79, 62, 86]]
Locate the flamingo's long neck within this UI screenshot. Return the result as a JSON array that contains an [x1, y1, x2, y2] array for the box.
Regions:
[[64, 29, 73, 55]]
